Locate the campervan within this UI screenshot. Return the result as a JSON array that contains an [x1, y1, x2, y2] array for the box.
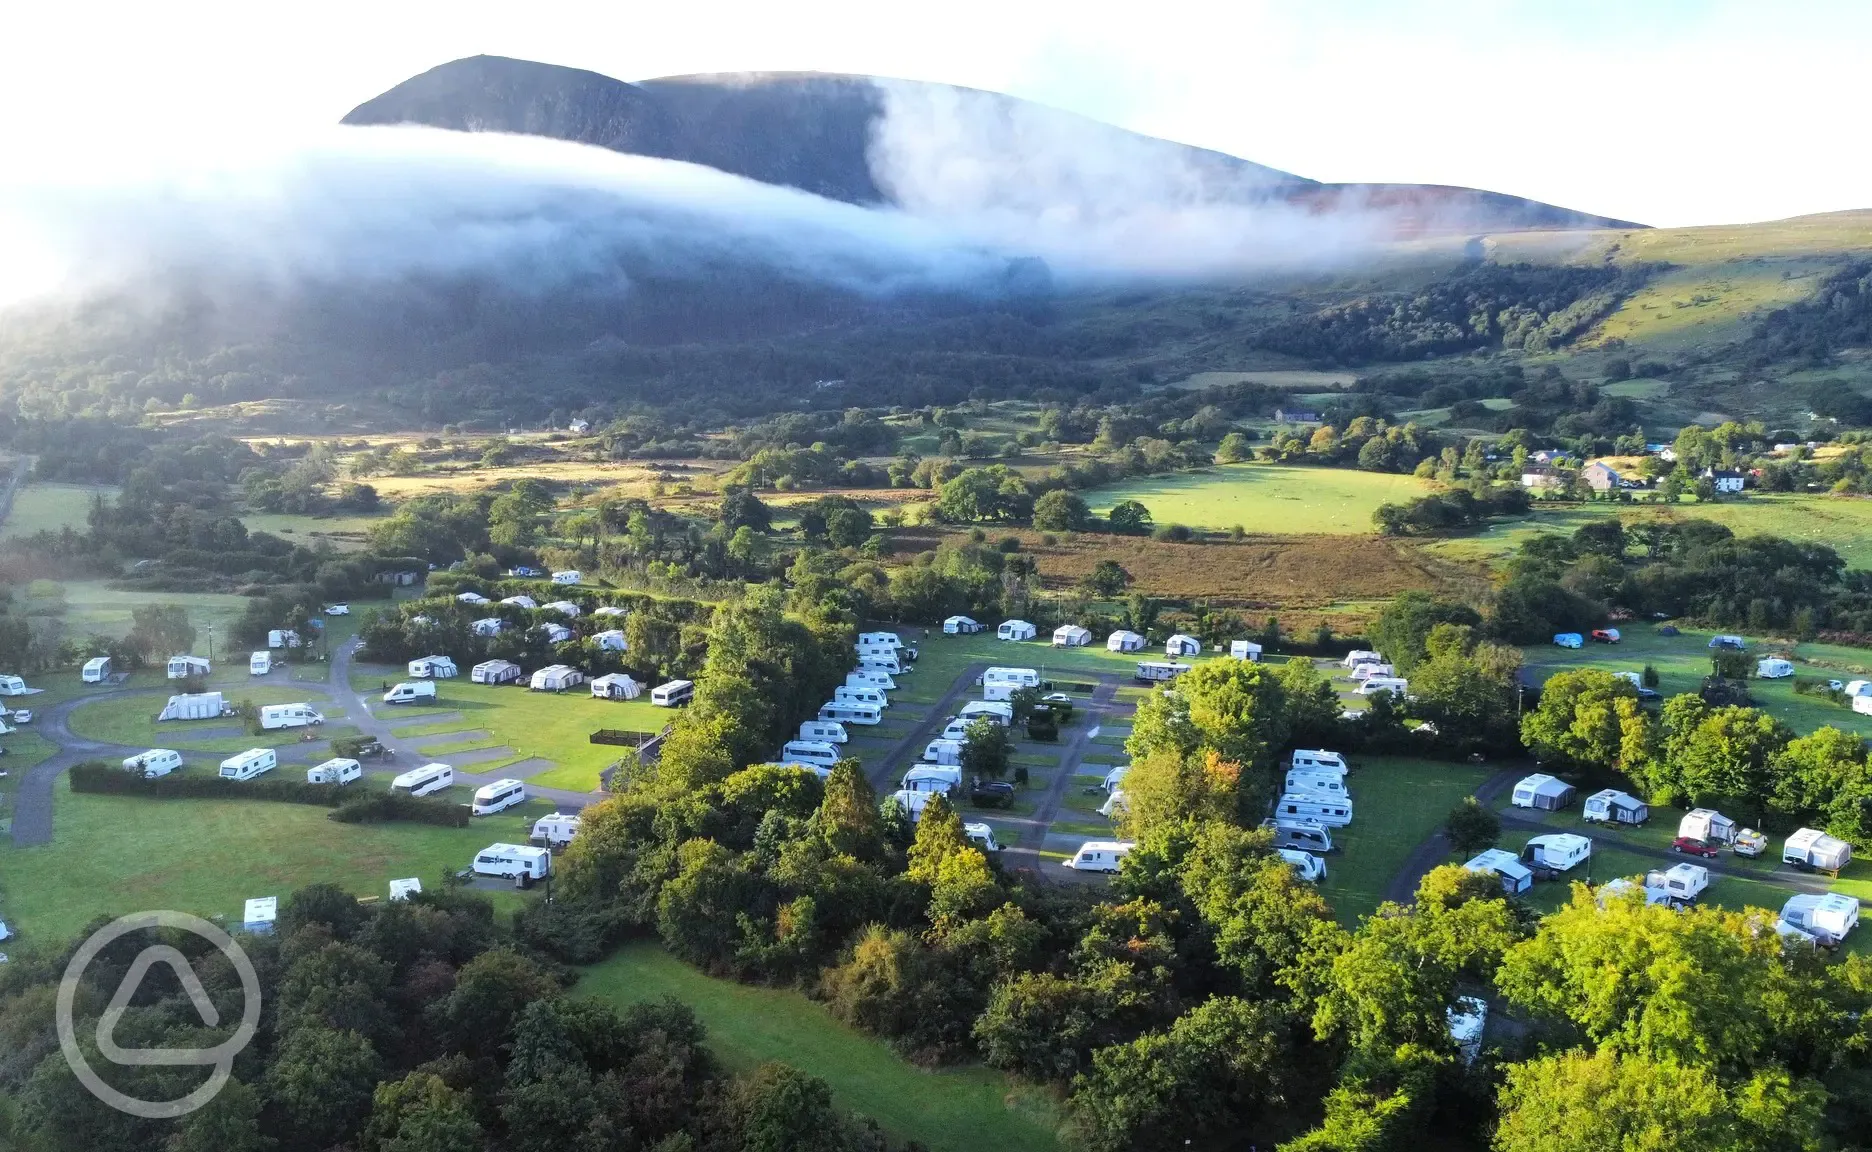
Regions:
[[651, 680, 695, 707], [123, 749, 182, 779], [780, 740, 841, 769], [1135, 661, 1191, 683], [1356, 676, 1408, 697], [1290, 749, 1348, 776], [82, 656, 111, 683], [1780, 893, 1859, 947], [531, 812, 582, 849], [249, 651, 271, 676], [1260, 819, 1333, 854], [799, 720, 849, 744], [472, 779, 528, 816], [1524, 834, 1592, 872], [258, 703, 324, 731], [819, 700, 882, 726], [1274, 793, 1353, 828], [1284, 769, 1349, 798], [383, 681, 437, 705], [902, 765, 963, 795], [472, 843, 551, 880], [922, 738, 963, 765], [1062, 840, 1135, 873], [306, 758, 362, 786], [218, 748, 277, 781], [391, 763, 454, 798], [833, 685, 888, 709], [1277, 849, 1327, 882], [959, 700, 1013, 725]]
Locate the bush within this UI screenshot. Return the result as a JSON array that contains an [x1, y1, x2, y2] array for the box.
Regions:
[[69, 761, 340, 805], [330, 791, 471, 827]]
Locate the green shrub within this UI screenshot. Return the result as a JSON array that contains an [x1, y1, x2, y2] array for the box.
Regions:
[[330, 791, 470, 827], [69, 761, 339, 805]]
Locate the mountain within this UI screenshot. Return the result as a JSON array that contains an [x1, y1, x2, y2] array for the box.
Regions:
[[344, 55, 1644, 235]]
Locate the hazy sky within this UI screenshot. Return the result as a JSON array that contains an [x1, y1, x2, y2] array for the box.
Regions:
[[4, 0, 1865, 229]]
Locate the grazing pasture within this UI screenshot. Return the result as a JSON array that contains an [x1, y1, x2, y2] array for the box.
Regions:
[[0, 482, 115, 537], [1085, 463, 1434, 534]]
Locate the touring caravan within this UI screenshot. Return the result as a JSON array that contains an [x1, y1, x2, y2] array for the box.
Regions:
[[551, 570, 581, 585], [1053, 624, 1093, 647], [922, 738, 963, 765], [1356, 676, 1408, 697], [1284, 769, 1349, 798], [249, 651, 272, 676], [964, 822, 1002, 853], [383, 681, 437, 705], [943, 615, 982, 635], [594, 629, 628, 652], [1135, 661, 1191, 683], [531, 812, 582, 849], [590, 673, 642, 700], [472, 659, 524, 685], [1643, 863, 1709, 905], [858, 654, 903, 676], [859, 631, 903, 650], [1350, 662, 1395, 681], [997, 619, 1037, 642], [82, 656, 112, 683], [983, 666, 1041, 687], [219, 748, 277, 781], [780, 740, 841, 769], [472, 779, 528, 816], [1757, 657, 1795, 679], [1780, 893, 1860, 947], [530, 665, 583, 692], [1063, 840, 1135, 873], [959, 700, 1013, 725], [834, 685, 888, 709], [123, 748, 182, 778], [1275, 793, 1353, 827], [1107, 630, 1145, 652], [159, 692, 227, 721], [408, 655, 458, 679], [1523, 833, 1592, 872], [652, 680, 695, 707], [1102, 765, 1129, 793], [259, 703, 324, 730], [1341, 650, 1383, 668], [0, 675, 29, 695], [391, 763, 454, 798], [454, 592, 489, 605], [166, 655, 210, 679], [1511, 773, 1575, 811], [799, 720, 849, 744], [1229, 640, 1263, 662], [472, 843, 551, 880], [847, 669, 896, 692], [819, 700, 882, 725], [902, 765, 963, 795], [536, 623, 574, 644], [1678, 809, 1737, 844], [306, 757, 362, 786], [1466, 849, 1533, 895], [1277, 848, 1327, 882], [268, 629, 302, 648], [1165, 634, 1203, 657], [1784, 828, 1854, 873], [1290, 749, 1348, 776], [500, 595, 538, 610], [1261, 819, 1333, 853], [1583, 788, 1648, 826]]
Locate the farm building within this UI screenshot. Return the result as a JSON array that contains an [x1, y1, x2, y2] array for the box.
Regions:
[[1053, 624, 1092, 647], [165, 655, 210, 679], [1465, 849, 1533, 894], [944, 615, 983, 634], [594, 629, 628, 652], [471, 659, 524, 685], [530, 664, 584, 692], [500, 595, 538, 610], [1702, 468, 1746, 493], [537, 622, 574, 644], [1511, 773, 1574, 811], [1584, 788, 1648, 826], [590, 673, 643, 700], [470, 617, 504, 637], [1229, 640, 1262, 661], [408, 655, 458, 679], [997, 620, 1036, 641], [1165, 634, 1202, 657], [1106, 630, 1145, 652], [551, 570, 582, 585], [544, 600, 582, 618], [1757, 657, 1794, 678]]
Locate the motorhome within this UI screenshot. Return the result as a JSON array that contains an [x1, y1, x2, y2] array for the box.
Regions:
[[1466, 849, 1534, 894], [1779, 893, 1860, 947], [858, 631, 903, 650], [922, 738, 963, 765], [472, 779, 528, 816], [123, 748, 182, 778], [819, 700, 883, 726], [651, 680, 695, 707], [1284, 769, 1348, 798], [391, 763, 454, 797], [82, 656, 112, 683], [306, 758, 362, 786], [383, 681, 437, 705], [902, 765, 963, 794], [531, 812, 582, 849], [218, 748, 277, 781], [1277, 848, 1327, 882], [1356, 676, 1408, 697], [258, 703, 324, 731], [780, 740, 841, 768], [958, 700, 1013, 725], [847, 668, 896, 692], [1274, 793, 1353, 828], [833, 685, 888, 709], [472, 843, 551, 880], [1135, 661, 1191, 683], [1062, 840, 1135, 873], [1523, 833, 1592, 872], [1261, 819, 1333, 853], [471, 659, 524, 685], [799, 720, 849, 744], [249, 651, 271, 676], [1290, 749, 1348, 776]]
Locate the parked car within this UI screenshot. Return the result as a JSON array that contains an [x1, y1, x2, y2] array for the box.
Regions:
[[1829, 679, 1846, 692], [1636, 688, 1662, 702], [10, 710, 30, 725], [970, 779, 1016, 808], [323, 603, 350, 615], [1733, 828, 1768, 857], [1671, 836, 1720, 859]]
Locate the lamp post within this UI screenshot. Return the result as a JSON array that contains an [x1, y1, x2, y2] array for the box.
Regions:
[[205, 624, 214, 663]]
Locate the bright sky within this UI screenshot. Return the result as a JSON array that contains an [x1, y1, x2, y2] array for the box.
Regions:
[[3, 0, 1865, 229]]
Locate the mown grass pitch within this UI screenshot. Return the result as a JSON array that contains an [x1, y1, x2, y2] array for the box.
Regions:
[[0, 482, 115, 537], [1085, 463, 1434, 534]]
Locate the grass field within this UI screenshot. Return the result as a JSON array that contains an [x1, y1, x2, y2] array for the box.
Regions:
[[47, 581, 254, 651], [580, 944, 1061, 1152], [242, 510, 385, 551], [67, 685, 352, 754], [1319, 756, 1494, 923], [0, 782, 543, 944], [1085, 464, 1433, 534], [1, 482, 116, 537]]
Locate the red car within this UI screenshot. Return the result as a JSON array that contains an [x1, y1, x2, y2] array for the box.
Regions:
[[1671, 837, 1720, 859]]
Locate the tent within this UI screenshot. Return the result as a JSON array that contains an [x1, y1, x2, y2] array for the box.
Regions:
[[997, 619, 1037, 641], [1583, 788, 1649, 826], [1511, 773, 1575, 811], [1165, 634, 1202, 657], [1229, 640, 1263, 661], [1106, 630, 1145, 652], [1052, 624, 1092, 647], [944, 615, 983, 634], [590, 673, 643, 700], [1757, 657, 1795, 678]]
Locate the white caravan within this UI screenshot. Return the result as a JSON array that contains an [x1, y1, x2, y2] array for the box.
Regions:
[[219, 748, 277, 781], [1277, 848, 1328, 882], [472, 843, 551, 880], [1063, 840, 1135, 873], [1284, 769, 1349, 798], [123, 748, 182, 778], [1356, 676, 1408, 697], [249, 651, 271, 676], [82, 656, 112, 683], [1779, 893, 1860, 947], [158, 692, 227, 721], [982, 666, 1041, 687], [1289, 749, 1348, 776], [472, 779, 528, 816], [1274, 793, 1353, 828], [391, 763, 454, 797], [858, 655, 903, 676], [1643, 863, 1710, 904], [901, 765, 963, 795], [651, 680, 695, 707], [858, 631, 903, 650], [1524, 833, 1592, 871], [780, 740, 841, 769], [833, 685, 888, 709], [799, 720, 850, 744], [818, 700, 882, 725], [1261, 819, 1333, 853], [306, 758, 362, 785], [958, 700, 1014, 725], [531, 812, 583, 849], [847, 668, 896, 691], [964, 822, 1002, 853], [922, 738, 964, 766]]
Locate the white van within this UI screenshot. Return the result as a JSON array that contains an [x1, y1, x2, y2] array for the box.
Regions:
[[959, 700, 1014, 725], [1261, 819, 1333, 853], [382, 681, 438, 705], [902, 765, 962, 794], [799, 720, 849, 744], [391, 763, 454, 797], [846, 669, 896, 692], [123, 748, 182, 779], [1289, 749, 1348, 776], [472, 778, 528, 815], [1277, 848, 1328, 882], [531, 812, 582, 849], [858, 655, 903, 676], [1063, 840, 1136, 873], [964, 822, 1002, 853], [219, 748, 277, 781], [1284, 769, 1349, 798], [472, 842, 551, 880], [1274, 793, 1353, 827], [923, 738, 964, 765], [833, 685, 888, 709], [651, 680, 695, 707], [258, 703, 324, 731], [818, 700, 882, 726], [249, 651, 271, 676], [780, 740, 841, 768], [307, 757, 362, 785]]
